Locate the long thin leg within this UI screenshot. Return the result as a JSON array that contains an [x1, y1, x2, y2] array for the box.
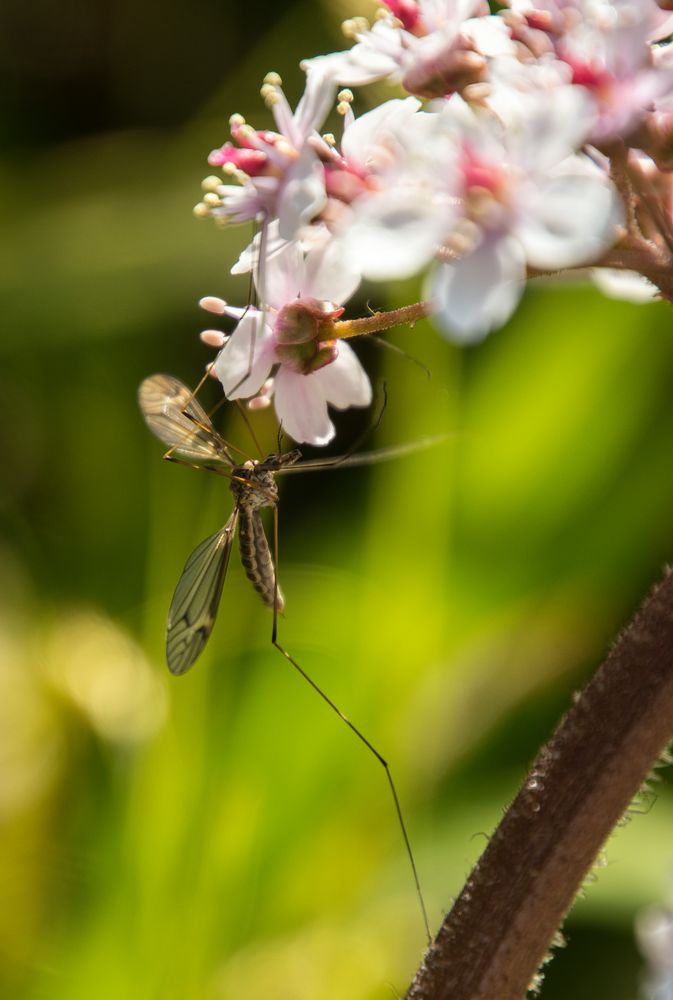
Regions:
[[230, 212, 269, 398], [270, 507, 431, 946]]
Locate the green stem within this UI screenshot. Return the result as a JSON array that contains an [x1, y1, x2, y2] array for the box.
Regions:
[[333, 301, 433, 339]]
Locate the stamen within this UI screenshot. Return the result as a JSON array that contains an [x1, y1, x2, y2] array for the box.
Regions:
[[274, 138, 296, 158], [199, 296, 228, 314], [201, 175, 222, 192], [200, 329, 228, 348], [342, 17, 369, 38], [248, 395, 272, 411], [193, 202, 211, 218]]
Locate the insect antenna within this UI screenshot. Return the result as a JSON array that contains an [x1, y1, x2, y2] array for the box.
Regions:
[[270, 506, 431, 946]]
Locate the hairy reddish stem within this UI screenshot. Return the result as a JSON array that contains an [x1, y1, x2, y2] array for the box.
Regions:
[[333, 301, 433, 339], [406, 566, 673, 1000]]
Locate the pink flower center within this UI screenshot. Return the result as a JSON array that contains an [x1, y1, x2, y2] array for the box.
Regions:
[[208, 124, 284, 177], [565, 57, 613, 94], [382, 0, 424, 35]]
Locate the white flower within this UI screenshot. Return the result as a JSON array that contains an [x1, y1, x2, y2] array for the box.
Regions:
[[504, 0, 673, 141], [302, 1, 509, 97], [336, 98, 458, 279], [200, 70, 335, 241], [205, 240, 371, 446], [427, 87, 623, 341]]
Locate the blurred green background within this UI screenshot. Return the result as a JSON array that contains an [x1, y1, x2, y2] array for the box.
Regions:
[[3, 2, 673, 998]]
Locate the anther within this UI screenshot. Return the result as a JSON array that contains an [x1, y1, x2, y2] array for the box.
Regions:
[[193, 202, 211, 218], [201, 175, 222, 192], [200, 329, 228, 348], [199, 296, 228, 314], [342, 17, 369, 37]]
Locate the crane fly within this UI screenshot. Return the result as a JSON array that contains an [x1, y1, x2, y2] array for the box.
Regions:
[[138, 372, 433, 945]]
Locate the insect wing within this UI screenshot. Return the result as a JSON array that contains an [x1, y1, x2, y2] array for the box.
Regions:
[[166, 510, 239, 674], [138, 373, 232, 464]]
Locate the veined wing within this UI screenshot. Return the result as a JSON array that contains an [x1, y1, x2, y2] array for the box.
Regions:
[[166, 509, 239, 675], [277, 434, 451, 474], [138, 373, 234, 465]]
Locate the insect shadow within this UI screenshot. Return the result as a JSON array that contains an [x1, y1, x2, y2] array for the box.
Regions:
[[139, 372, 442, 945]]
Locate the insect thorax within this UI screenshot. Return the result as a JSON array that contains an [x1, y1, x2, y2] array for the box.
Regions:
[[230, 461, 279, 510]]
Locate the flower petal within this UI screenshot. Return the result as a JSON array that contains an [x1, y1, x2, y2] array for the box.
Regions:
[[302, 236, 361, 304], [260, 241, 305, 309], [277, 147, 327, 241], [340, 186, 449, 280], [292, 69, 337, 143], [273, 369, 335, 446], [311, 340, 372, 410], [518, 171, 622, 270], [212, 314, 275, 399], [429, 235, 526, 343], [312, 341, 372, 409]]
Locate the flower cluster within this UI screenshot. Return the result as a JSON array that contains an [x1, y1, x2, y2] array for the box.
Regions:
[[194, 1, 673, 445]]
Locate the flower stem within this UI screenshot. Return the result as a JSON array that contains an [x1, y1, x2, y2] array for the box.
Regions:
[[406, 566, 673, 1000], [333, 301, 433, 339]]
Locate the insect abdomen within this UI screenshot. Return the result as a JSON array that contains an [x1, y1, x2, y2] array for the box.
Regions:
[[238, 509, 284, 611]]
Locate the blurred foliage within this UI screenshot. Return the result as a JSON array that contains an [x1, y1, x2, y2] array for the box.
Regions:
[[2, 2, 673, 998]]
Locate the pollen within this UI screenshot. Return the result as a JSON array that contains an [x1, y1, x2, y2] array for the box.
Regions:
[[199, 296, 228, 314], [201, 175, 222, 192], [274, 138, 296, 158], [193, 202, 210, 218], [202, 192, 221, 207], [261, 89, 280, 108], [342, 17, 369, 38], [229, 113, 246, 128], [263, 71, 282, 87], [337, 89, 353, 104], [322, 132, 336, 146]]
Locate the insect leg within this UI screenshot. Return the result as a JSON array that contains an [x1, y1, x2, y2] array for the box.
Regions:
[[270, 507, 432, 946]]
